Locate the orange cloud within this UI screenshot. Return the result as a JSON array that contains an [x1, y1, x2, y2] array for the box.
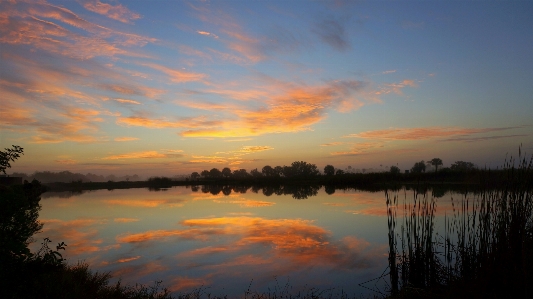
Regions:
[[330, 142, 385, 156], [169, 276, 210, 292], [114, 98, 141, 105], [103, 198, 186, 207], [114, 218, 140, 223], [38, 218, 107, 256], [82, 0, 141, 24], [55, 159, 77, 165], [102, 151, 168, 160], [116, 256, 141, 263], [347, 126, 521, 140], [116, 115, 222, 129], [212, 199, 275, 208], [142, 63, 207, 83], [320, 142, 346, 147], [114, 137, 139, 142]]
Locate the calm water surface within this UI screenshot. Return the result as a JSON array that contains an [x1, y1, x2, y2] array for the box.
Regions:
[[34, 186, 415, 297]]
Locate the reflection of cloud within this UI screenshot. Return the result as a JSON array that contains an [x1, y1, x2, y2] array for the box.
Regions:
[[118, 216, 380, 271], [212, 199, 275, 208], [38, 218, 107, 256], [347, 126, 522, 140], [104, 198, 187, 208]]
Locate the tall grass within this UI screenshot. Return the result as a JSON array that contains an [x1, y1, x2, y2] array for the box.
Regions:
[[387, 150, 533, 298]]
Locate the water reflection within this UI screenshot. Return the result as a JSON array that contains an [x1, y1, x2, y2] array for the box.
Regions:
[[35, 185, 387, 297], [193, 184, 321, 199], [35, 186, 469, 296]]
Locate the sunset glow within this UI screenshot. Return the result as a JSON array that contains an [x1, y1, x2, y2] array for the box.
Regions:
[[1, 0, 532, 176]]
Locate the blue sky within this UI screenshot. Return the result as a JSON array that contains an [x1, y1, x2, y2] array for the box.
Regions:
[[1, 0, 532, 176]]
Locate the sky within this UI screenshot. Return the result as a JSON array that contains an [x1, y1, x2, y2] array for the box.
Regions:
[[1, 0, 532, 177]]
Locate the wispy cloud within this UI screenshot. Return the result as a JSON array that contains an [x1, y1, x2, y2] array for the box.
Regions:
[[347, 126, 523, 140], [330, 142, 385, 156], [313, 16, 350, 51], [81, 0, 141, 24], [114, 218, 140, 223], [142, 63, 208, 83], [114, 137, 139, 142], [197, 30, 218, 39], [320, 142, 346, 147], [114, 98, 142, 105], [102, 150, 184, 160], [440, 134, 528, 143]]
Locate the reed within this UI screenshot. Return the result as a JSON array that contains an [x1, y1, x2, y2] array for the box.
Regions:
[[386, 149, 533, 298]]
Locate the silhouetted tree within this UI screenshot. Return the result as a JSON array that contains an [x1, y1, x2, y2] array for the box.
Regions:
[[390, 166, 401, 174], [261, 165, 276, 177], [0, 145, 24, 175], [200, 170, 209, 179], [250, 168, 262, 178], [221, 167, 232, 178], [232, 169, 250, 179], [335, 169, 345, 175], [411, 161, 426, 173], [190, 172, 200, 180], [324, 165, 335, 176], [284, 161, 319, 178], [451, 161, 476, 171], [428, 158, 443, 172], [274, 166, 284, 177], [209, 168, 222, 178]]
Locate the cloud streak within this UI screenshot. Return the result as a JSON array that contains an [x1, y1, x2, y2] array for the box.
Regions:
[[347, 126, 523, 140]]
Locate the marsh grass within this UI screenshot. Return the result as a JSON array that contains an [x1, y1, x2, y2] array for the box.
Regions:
[[386, 150, 533, 298]]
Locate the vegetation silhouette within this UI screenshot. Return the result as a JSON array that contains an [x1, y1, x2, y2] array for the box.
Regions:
[[0, 145, 24, 175], [385, 148, 533, 298]]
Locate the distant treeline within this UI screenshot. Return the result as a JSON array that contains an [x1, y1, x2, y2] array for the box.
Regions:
[[10, 171, 141, 184]]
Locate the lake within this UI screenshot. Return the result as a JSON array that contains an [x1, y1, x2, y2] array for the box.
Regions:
[[33, 185, 455, 298]]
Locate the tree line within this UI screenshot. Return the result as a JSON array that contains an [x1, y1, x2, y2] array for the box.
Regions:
[[191, 158, 479, 180]]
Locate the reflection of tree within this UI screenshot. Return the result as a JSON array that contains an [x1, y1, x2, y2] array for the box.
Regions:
[[262, 186, 276, 196], [222, 186, 232, 196], [1, 180, 45, 261], [431, 187, 447, 198], [232, 185, 250, 194], [282, 185, 320, 199], [325, 185, 336, 195]]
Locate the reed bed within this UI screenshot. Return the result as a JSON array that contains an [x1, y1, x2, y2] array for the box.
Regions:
[[386, 151, 533, 298]]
